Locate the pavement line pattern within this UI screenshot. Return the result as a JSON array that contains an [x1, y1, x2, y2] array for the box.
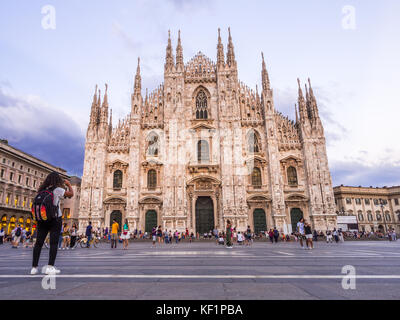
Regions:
[[2, 274, 400, 279], [276, 251, 294, 256]]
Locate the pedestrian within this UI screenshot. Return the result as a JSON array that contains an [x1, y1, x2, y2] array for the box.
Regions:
[[339, 229, 344, 242], [296, 218, 306, 249], [237, 232, 244, 245], [111, 219, 119, 248], [70, 224, 78, 248], [174, 230, 179, 244], [273, 227, 279, 243], [30, 172, 74, 275], [313, 230, 318, 242], [157, 225, 162, 244], [151, 227, 157, 247], [304, 220, 313, 250], [333, 228, 339, 243], [164, 229, 169, 244], [25, 229, 32, 248], [245, 225, 251, 246], [86, 221, 93, 248], [121, 219, 130, 250], [268, 229, 274, 243], [12, 225, 22, 248], [62, 223, 70, 250], [326, 230, 333, 243], [225, 220, 233, 248], [0, 227, 4, 244]]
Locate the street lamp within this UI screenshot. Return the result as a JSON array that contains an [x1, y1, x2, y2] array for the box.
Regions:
[[379, 199, 388, 234]]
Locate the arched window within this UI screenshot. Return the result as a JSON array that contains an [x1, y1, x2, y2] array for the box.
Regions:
[[385, 212, 391, 222], [251, 168, 262, 188], [358, 212, 364, 221], [197, 140, 210, 163], [287, 166, 298, 186], [367, 211, 373, 222], [195, 90, 208, 119], [248, 130, 261, 153], [376, 212, 382, 221], [146, 132, 159, 156], [113, 170, 123, 189], [147, 170, 157, 189]]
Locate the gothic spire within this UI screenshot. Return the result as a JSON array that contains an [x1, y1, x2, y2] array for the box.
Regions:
[[261, 52, 270, 91], [308, 78, 320, 119], [226, 27, 236, 67], [165, 30, 174, 72], [89, 84, 98, 125], [134, 57, 141, 96], [217, 28, 225, 68], [297, 78, 307, 121], [176, 30, 183, 71]]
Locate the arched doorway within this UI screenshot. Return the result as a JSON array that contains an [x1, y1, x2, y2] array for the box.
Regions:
[[145, 210, 157, 233], [110, 211, 122, 232], [290, 208, 303, 233], [253, 209, 267, 234], [195, 197, 214, 234]]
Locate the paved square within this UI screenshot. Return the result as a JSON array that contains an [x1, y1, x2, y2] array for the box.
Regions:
[[0, 240, 399, 300]]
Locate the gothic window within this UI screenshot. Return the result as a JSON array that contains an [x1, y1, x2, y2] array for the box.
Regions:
[[195, 90, 208, 119], [365, 198, 370, 205], [251, 167, 262, 188], [113, 170, 123, 189], [385, 212, 391, 222], [376, 212, 382, 221], [146, 132, 159, 156], [358, 212, 364, 221], [147, 169, 157, 189], [197, 140, 210, 163], [346, 198, 352, 204], [247, 130, 261, 153], [367, 211, 373, 221], [287, 166, 298, 186]]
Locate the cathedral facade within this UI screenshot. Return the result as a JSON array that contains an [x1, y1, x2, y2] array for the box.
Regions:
[[78, 29, 337, 235]]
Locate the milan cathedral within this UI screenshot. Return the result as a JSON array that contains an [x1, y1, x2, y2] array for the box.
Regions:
[[78, 29, 337, 234]]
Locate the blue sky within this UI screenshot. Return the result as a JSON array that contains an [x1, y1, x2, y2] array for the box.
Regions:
[[0, 0, 399, 186]]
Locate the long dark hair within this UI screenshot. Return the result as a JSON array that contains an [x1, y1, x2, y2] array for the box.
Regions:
[[38, 172, 64, 192]]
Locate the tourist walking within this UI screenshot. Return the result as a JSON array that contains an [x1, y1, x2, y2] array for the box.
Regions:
[[121, 219, 130, 250], [31, 172, 74, 275], [296, 218, 306, 249], [111, 219, 119, 248], [304, 220, 313, 249], [151, 227, 157, 247], [333, 228, 339, 243], [164, 229, 169, 244], [339, 229, 344, 242], [12, 225, 22, 248], [326, 230, 333, 243], [226, 220, 233, 248], [273, 227, 279, 243], [245, 226, 252, 246], [157, 225, 162, 244], [86, 221, 93, 248]]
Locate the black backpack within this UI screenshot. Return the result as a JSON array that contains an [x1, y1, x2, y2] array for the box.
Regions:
[[15, 228, 21, 237], [31, 187, 59, 222]]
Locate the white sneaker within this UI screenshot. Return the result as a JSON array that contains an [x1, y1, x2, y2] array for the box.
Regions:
[[30, 267, 38, 275], [42, 265, 61, 275]]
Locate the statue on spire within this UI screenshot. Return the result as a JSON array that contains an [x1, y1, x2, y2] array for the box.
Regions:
[[226, 27, 236, 67], [217, 28, 225, 68], [134, 57, 141, 96], [261, 52, 270, 91], [165, 30, 174, 72]]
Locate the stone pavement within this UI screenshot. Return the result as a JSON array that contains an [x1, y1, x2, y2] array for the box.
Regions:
[[0, 240, 399, 300]]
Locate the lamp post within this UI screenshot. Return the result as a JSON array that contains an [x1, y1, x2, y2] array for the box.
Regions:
[[379, 199, 388, 234]]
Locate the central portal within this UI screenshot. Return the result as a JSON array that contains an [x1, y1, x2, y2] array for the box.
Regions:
[[195, 196, 214, 234]]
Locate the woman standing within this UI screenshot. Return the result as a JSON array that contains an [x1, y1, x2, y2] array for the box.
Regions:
[[157, 225, 162, 244], [225, 220, 233, 248], [121, 219, 130, 250], [70, 224, 78, 249], [31, 172, 74, 275], [61, 223, 70, 250]]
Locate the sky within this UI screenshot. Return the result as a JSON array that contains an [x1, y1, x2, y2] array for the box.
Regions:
[[0, 0, 399, 186]]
